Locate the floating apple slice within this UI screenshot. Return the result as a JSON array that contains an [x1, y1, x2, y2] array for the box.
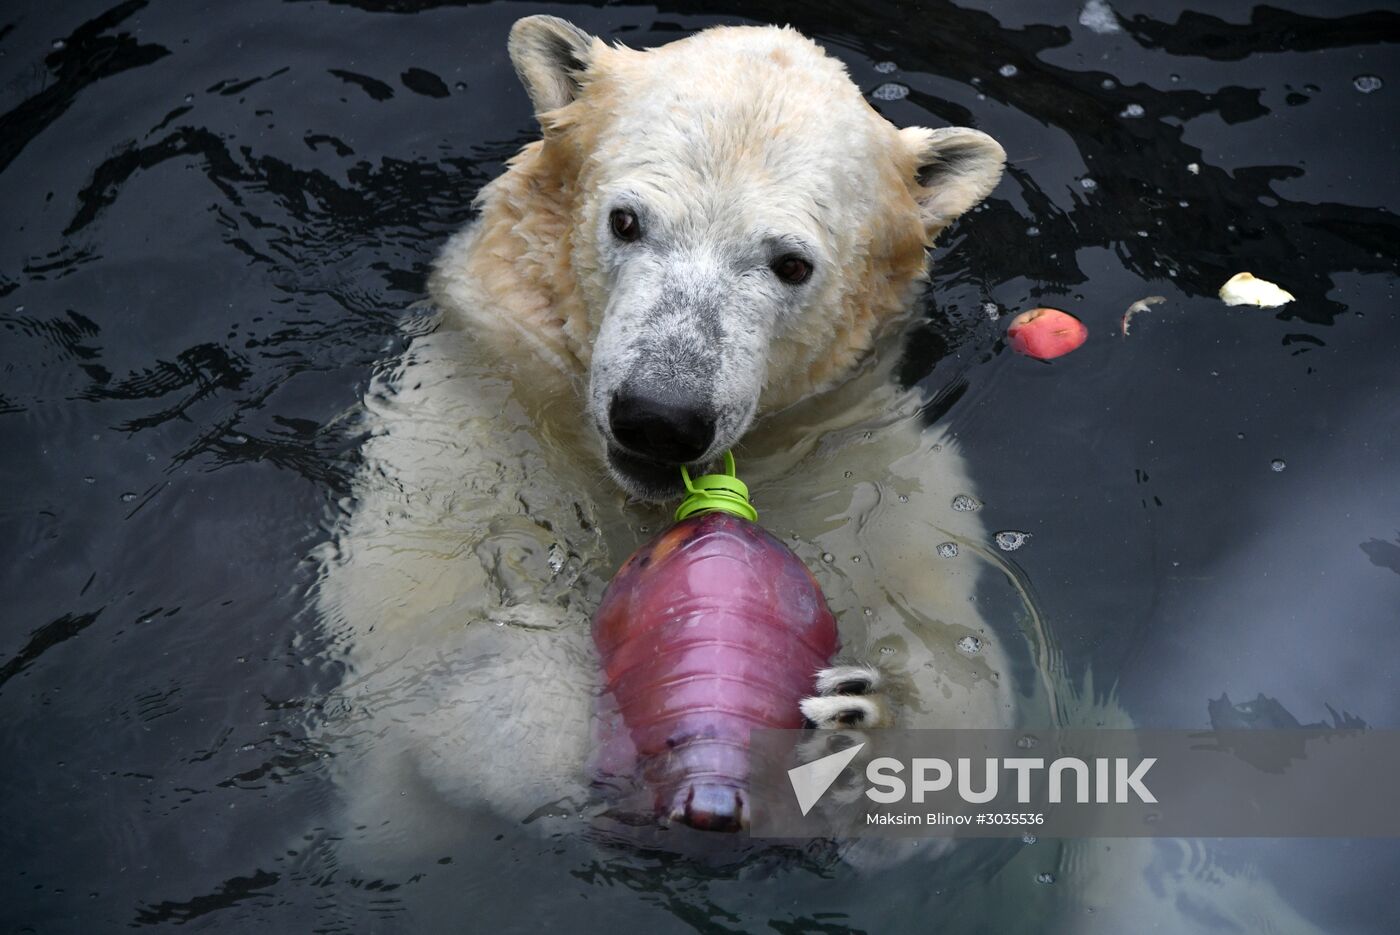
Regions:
[[1218, 272, 1294, 308], [1121, 295, 1166, 336], [1007, 307, 1088, 360]]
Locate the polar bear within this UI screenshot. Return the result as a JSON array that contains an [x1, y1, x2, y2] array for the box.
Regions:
[[311, 23, 1337, 929], [315, 15, 1044, 864]]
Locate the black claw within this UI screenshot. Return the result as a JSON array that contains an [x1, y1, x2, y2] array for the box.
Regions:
[[826, 733, 860, 753]]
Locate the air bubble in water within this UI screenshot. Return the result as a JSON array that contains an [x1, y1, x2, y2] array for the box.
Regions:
[[822, 552, 835, 563], [120, 492, 137, 502], [936, 542, 959, 559], [951, 494, 982, 512], [52, 39, 66, 51], [1022, 832, 1038, 844], [870, 82, 909, 101], [983, 302, 1000, 320], [956, 635, 982, 655], [874, 61, 898, 74], [1120, 103, 1145, 118], [1353, 75, 1383, 94], [998, 64, 1018, 78], [898, 494, 910, 503], [995, 531, 1031, 551], [1080, 177, 1098, 191], [1270, 459, 1287, 472], [1026, 226, 1041, 237], [1037, 872, 1056, 884]]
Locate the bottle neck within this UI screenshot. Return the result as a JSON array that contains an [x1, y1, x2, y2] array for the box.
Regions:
[[673, 452, 757, 523]]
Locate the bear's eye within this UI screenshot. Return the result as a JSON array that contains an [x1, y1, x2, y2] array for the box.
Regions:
[[771, 255, 813, 285], [609, 209, 641, 243]]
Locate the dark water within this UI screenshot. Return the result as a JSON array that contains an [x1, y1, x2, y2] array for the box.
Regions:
[[2, 0, 1397, 932]]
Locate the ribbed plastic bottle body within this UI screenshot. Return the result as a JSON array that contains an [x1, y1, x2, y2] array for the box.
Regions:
[[593, 511, 838, 830]]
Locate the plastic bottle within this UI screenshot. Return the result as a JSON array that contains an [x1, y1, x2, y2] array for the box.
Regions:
[[593, 453, 838, 831]]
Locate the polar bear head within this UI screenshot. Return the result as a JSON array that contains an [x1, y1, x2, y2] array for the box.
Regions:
[[441, 16, 1005, 500]]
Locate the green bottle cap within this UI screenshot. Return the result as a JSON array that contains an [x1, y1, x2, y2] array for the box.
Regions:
[[675, 451, 758, 522]]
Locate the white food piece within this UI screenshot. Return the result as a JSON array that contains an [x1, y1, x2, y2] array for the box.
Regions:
[[1218, 272, 1295, 308], [1079, 0, 1123, 34], [1121, 295, 1166, 336]]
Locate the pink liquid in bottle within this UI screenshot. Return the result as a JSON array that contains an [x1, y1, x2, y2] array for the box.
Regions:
[[593, 458, 838, 831]]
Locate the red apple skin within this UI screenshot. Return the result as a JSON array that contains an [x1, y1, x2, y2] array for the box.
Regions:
[[1006, 308, 1088, 360]]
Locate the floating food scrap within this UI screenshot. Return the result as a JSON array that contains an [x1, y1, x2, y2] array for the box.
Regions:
[[1121, 295, 1166, 336], [1078, 0, 1122, 35], [1007, 308, 1088, 360], [1219, 272, 1295, 308]]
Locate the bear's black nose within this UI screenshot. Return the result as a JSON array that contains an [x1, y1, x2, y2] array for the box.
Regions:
[[609, 386, 716, 465]]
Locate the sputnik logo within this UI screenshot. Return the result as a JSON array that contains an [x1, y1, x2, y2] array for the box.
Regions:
[[787, 742, 865, 815]]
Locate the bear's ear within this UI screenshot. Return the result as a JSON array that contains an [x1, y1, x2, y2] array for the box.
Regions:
[[898, 126, 1006, 234], [508, 15, 599, 116]]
